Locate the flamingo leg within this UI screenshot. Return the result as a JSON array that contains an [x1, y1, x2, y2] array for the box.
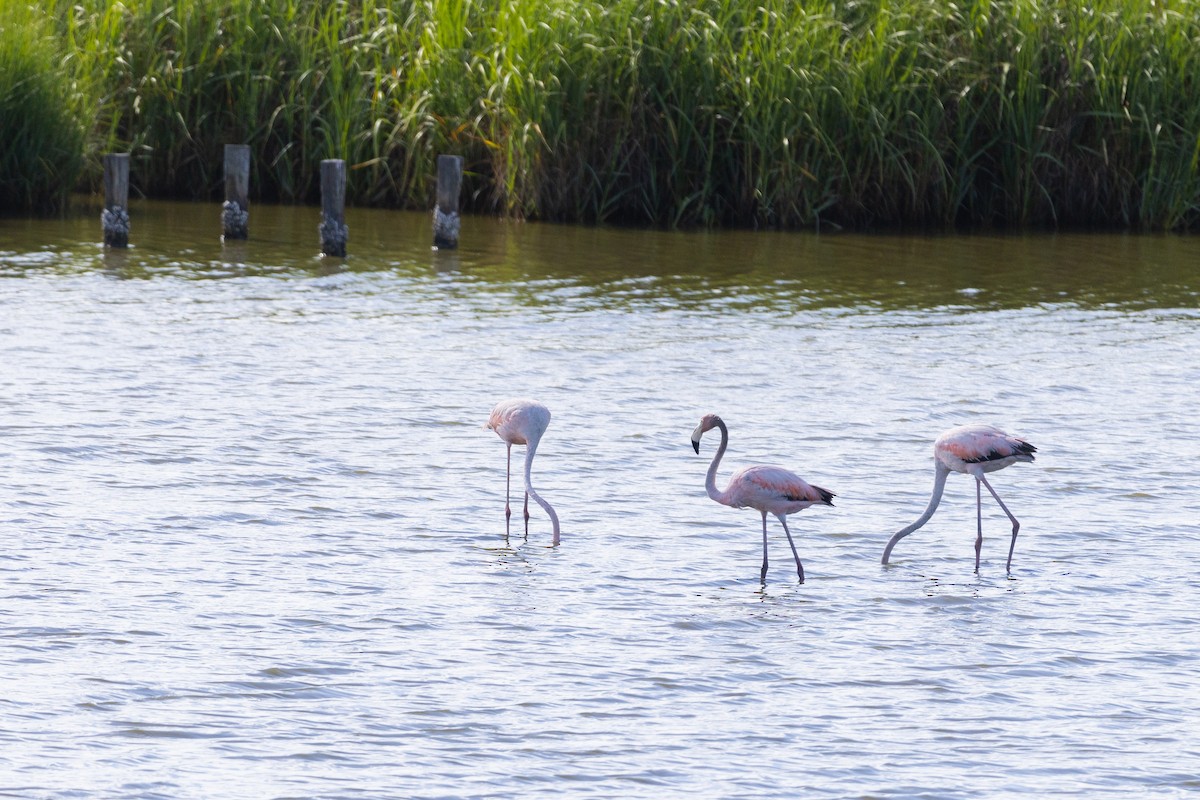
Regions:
[[523, 491, 531, 523], [760, 511, 769, 583], [504, 444, 513, 521], [978, 473, 1021, 572], [778, 515, 805, 584], [975, 478, 983, 572]]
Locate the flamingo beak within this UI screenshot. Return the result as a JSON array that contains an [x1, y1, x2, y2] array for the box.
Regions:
[[692, 439, 700, 454], [690, 423, 704, 453]]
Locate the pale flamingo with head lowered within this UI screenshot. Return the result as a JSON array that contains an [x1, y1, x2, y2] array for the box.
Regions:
[[691, 414, 834, 583], [882, 424, 1037, 572], [486, 398, 560, 545]]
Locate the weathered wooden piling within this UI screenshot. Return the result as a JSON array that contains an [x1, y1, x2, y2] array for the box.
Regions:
[[432, 154, 464, 249], [222, 144, 251, 240], [102, 153, 130, 248], [318, 159, 348, 257]]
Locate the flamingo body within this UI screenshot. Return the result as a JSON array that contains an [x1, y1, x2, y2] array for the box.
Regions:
[[691, 414, 833, 583], [486, 398, 560, 545], [934, 424, 1036, 474], [882, 424, 1036, 571], [487, 398, 549, 447], [720, 465, 834, 516]]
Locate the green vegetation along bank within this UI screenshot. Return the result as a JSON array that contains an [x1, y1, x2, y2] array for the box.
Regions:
[[4, 0, 1200, 230]]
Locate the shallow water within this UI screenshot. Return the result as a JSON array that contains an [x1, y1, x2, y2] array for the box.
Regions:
[[2, 201, 1199, 798]]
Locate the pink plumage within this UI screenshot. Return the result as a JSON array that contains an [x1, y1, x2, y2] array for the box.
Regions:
[[691, 414, 833, 583], [722, 465, 835, 513], [935, 424, 1037, 471]]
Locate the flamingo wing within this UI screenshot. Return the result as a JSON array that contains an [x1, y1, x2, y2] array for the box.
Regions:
[[487, 398, 550, 444], [938, 425, 1036, 465], [729, 465, 835, 508]]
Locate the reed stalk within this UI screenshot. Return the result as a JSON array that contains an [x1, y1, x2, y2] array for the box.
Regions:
[[0, 1, 87, 212]]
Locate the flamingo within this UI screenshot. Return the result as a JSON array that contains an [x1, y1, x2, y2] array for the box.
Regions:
[[882, 424, 1037, 572], [486, 398, 560, 545], [691, 414, 834, 583]]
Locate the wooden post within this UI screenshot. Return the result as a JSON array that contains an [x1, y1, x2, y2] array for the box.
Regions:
[[102, 153, 130, 248], [222, 144, 251, 240], [432, 154, 463, 249], [319, 159, 348, 257]]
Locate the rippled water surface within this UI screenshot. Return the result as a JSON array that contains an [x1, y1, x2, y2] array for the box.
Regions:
[[2, 201, 1199, 798]]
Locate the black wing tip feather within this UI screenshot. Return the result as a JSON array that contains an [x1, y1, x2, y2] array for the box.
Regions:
[[964, 439, 1037, 464], [784, 486, 834, 506]]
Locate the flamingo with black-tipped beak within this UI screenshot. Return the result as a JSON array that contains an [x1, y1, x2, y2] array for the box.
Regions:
[[882, 424, 1036, 571]]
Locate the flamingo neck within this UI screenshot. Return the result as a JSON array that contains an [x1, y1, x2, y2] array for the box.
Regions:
[[882, 462, 950, 564], [705, 418, 733, 506], [523, 435, 561, 544]]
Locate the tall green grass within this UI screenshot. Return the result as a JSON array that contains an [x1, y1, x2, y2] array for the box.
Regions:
[[0, 1, 87, 213], [20, 0, 1200, 229]]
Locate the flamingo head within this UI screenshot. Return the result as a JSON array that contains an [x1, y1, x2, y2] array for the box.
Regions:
[[691, 414, 723, 453]]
